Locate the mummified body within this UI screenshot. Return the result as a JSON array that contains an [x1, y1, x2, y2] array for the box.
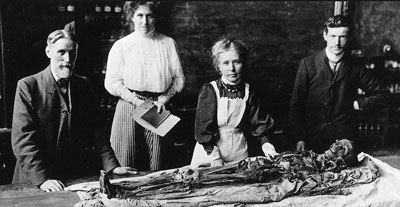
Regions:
[[98, 139, 359, 199]]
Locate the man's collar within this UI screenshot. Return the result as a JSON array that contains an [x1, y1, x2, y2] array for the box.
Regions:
[[325, 47, 344, 63]]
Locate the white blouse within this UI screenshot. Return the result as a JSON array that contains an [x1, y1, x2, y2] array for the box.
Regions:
[[105, 31, 185, 104]]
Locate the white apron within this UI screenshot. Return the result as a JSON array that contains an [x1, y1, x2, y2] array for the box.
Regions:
[[190, 81, 250, 168]]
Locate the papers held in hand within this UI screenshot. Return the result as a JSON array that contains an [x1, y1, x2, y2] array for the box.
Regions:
[[141, 104, 170, 128], [132, 101, 180, 137]]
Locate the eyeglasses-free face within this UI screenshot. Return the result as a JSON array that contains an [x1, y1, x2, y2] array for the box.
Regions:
[[132, 5, 156, 35], [46, 38, 78, 79], [323, 26, 349, 56], [218, 50, 243, 85]]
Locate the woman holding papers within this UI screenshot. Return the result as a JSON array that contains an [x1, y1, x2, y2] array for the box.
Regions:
[[105, 1, 185, 171], [191, 37, 276, 168]]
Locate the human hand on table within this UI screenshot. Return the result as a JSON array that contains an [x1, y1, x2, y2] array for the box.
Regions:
[[111, 166, 138, 175], [211, 158, 224, 167], [39, 179, 65, 192], [296, 140, 305, 152], [262, 142, 279, 159]]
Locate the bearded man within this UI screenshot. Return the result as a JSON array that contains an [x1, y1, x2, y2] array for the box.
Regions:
[[11, 29, 136, 192]]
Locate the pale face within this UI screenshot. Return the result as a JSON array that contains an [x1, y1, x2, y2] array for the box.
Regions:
[[132, 5, 156, 35], [323, 27, 349, 56], [218, 50, 243, 85], [45, 38, 77, 79]]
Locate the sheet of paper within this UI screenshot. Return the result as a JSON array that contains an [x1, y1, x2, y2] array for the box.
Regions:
[[132, 101, 180, 137]]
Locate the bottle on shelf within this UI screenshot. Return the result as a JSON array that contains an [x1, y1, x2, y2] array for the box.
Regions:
[[358, 123, 363, 135], [57, 4, 66, 12], [115, 5, 122, 13], [357, 88, 365, 95], [99, 96, 106, 108], [67, 4, 75, 12], [383, 44, 400, 71], [376, 123, 381, 135], [95, 5, 102, 13], [104, 5, 112, 13]]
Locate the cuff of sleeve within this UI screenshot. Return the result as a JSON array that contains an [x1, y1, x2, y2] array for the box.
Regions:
[[33, 176, 48, 188], [353, 101, 360, 110], [259, 136, 269, 145], [30, 168, 49, 187], [157, 95, 168, 105], [121, 89, 145, 106], [158, 86, 176, 105], [101, 154, 121, 173], [120, 88, 136, 103]]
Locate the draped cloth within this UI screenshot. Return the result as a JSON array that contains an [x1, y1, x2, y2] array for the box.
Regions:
[[70, 153, 400, 207]]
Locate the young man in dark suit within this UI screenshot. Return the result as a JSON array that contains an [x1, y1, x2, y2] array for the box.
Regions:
[[288, 15, 389, 154], [11, 29, 136, 192]]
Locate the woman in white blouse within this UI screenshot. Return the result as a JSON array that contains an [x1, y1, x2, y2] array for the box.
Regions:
[[105, 1, 185, 171]]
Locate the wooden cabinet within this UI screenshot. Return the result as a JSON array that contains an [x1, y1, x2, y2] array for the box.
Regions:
[[355, 56, 400, 149], [356, 108, 389, 149]]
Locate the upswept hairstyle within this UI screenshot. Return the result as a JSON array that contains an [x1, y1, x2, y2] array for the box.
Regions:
[[211, 36, 249, 72], [46, 29, 77, 47], [122, 1, 160, 27], [323, 15, 351, 34]]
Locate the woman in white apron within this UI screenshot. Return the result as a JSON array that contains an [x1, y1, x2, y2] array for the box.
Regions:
[[191, 37, 277, 168]]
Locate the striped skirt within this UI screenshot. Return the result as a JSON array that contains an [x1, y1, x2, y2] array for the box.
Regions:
[[109, 99, 163, 171]]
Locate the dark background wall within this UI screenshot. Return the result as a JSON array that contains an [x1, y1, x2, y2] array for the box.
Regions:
[[2, 1, 400, 175], [7, 1, 400, 128], [352, 1, 400, 57], [169, 1, 334, 111], [1, 0, 335, 113], [0, 1, 336, 143]]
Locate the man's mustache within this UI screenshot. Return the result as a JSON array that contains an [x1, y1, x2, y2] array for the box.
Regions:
[[60, 64, 72, 69]]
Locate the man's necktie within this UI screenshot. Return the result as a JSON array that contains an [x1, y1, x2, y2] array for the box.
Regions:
[[329, 59, 342, 73], [57, 78, 70, 107], [58, 78, 69, 94]]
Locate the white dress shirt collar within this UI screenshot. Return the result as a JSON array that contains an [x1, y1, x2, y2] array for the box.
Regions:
[[325, 47, 344, 63]]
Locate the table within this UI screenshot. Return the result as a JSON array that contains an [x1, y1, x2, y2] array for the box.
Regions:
[[0, 172, 151, 207], [1, 155, 399, 207], [0, 184, 79, 207]]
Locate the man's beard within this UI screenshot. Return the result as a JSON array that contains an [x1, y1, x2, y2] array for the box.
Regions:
[[57, 66, 72, 79]]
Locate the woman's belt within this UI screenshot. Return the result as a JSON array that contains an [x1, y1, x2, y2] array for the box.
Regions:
[[129, 89, 162, 101]]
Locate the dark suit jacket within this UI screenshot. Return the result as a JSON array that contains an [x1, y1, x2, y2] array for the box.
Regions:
[[288, 50, 389, 153], [11, 66, 120, 186]]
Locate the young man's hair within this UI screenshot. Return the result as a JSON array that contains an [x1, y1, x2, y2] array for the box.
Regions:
[[323, 15, 351, 34]]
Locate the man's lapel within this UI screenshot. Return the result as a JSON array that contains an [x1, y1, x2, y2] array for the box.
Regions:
[[315, 50, 334, 80]]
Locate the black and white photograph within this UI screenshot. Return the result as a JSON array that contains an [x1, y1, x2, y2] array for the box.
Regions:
[[0, 1, 400, 206]]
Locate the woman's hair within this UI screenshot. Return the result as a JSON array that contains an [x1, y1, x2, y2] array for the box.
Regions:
[[211, 36, 249, 72], [47, 29, 77, 47], [122, 1, 160, 28]]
